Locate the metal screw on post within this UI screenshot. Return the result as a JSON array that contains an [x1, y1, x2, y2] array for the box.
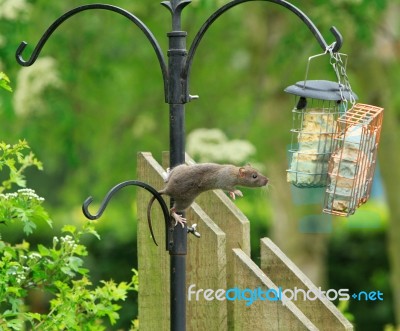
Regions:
[[15, 1, 344, 330]]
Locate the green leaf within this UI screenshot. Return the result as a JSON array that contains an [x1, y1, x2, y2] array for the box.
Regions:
[[37, 244, 50, 257], [62, 224, 76, 234], [68, 256, 83, 272], [0, 72, 12, 92], [4, 318, 22, 330], [22, 219, 36, 236], [60, 266, 75, 277], [26, 312, 42, 322], [82, 221, 101, 240]]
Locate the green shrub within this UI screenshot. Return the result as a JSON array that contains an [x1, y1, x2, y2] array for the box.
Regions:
[[0, 140, 138, 330]]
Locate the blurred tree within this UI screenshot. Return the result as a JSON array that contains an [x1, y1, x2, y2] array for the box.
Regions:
[[371, 2, 400, 328]]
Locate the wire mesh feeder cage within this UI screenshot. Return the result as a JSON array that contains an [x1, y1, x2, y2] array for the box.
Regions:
[[323, 103, 384, 216], [285, 80, 357, 188]]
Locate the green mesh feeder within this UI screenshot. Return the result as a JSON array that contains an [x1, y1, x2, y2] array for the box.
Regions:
[[285, 79, 357, 188]]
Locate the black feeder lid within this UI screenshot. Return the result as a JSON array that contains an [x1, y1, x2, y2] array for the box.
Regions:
[[284, 80, 358, 101]]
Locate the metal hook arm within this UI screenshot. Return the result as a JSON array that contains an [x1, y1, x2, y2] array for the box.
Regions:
[[15, 4, 168, 101], [183, 0, 343, 89], [329, 26, 343, 53], [82, 180, 171, 249]]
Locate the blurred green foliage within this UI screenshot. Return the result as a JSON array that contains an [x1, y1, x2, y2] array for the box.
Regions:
[[1, 0, 398, 329]]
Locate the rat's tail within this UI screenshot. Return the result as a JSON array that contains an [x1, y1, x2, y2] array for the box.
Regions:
[[146, 191, 165, 246]]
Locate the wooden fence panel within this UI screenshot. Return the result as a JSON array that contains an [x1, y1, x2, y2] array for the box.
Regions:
[[137, 152, 353, 331], [186, 203, 227, 331], [260, 238, 353, 331], [137, 152, 170, 331], [138, 152, 228, 330], [231, 248, 318, 331]]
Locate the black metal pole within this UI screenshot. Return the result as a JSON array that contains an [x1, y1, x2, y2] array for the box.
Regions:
[[169, 102, 187, 330], [164, 2, 190, 328]]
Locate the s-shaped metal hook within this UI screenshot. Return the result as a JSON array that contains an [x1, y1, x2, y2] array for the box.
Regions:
[[82, 180, 170, 249], [15, 4, 168, 102]]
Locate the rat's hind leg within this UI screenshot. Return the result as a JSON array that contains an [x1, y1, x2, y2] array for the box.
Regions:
[[170, 207, 186, 228]]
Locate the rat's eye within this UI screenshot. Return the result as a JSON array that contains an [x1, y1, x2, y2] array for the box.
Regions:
[[252, 173, 258, 179]]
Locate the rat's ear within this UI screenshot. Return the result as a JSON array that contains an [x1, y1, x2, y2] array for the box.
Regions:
[[239, 167, 246, 178]]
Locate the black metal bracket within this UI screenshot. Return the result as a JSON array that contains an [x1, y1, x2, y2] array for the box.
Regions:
[[182, 0, 343, 102], [15, 1, 343, 106], [82, 180, 172, 251], [15, 4, 169, 102]]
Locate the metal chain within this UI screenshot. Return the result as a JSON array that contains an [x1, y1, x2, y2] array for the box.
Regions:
[[326, 43, 356, 109]]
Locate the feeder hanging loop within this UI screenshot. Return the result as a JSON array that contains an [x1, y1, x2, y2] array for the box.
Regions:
[[325, 42, 336, 55]]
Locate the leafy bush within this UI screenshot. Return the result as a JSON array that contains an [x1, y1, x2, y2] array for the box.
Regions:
[[0, 140, 138, 330]]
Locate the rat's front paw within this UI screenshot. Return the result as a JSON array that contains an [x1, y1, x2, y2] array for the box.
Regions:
[[229, 189, 243, 200]]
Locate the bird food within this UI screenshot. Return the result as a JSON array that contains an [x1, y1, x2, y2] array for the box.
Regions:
[[287, 97, 343, 187], [323, 103, 384, 216]]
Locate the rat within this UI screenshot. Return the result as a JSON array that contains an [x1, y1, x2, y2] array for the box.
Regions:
[[147, 163, 268, 245]]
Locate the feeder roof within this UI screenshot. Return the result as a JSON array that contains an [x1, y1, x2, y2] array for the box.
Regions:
[[284, 80, 358, 101]]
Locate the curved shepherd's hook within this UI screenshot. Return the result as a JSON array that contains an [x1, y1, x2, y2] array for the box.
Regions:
[[183, 0, 343, 87], [15, 4, 168, 101], [82, 180, 170, 248]]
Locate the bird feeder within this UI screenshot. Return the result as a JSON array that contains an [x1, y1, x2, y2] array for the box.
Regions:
[[285, 79, 357, 188], [323, 103, 384, 216]]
